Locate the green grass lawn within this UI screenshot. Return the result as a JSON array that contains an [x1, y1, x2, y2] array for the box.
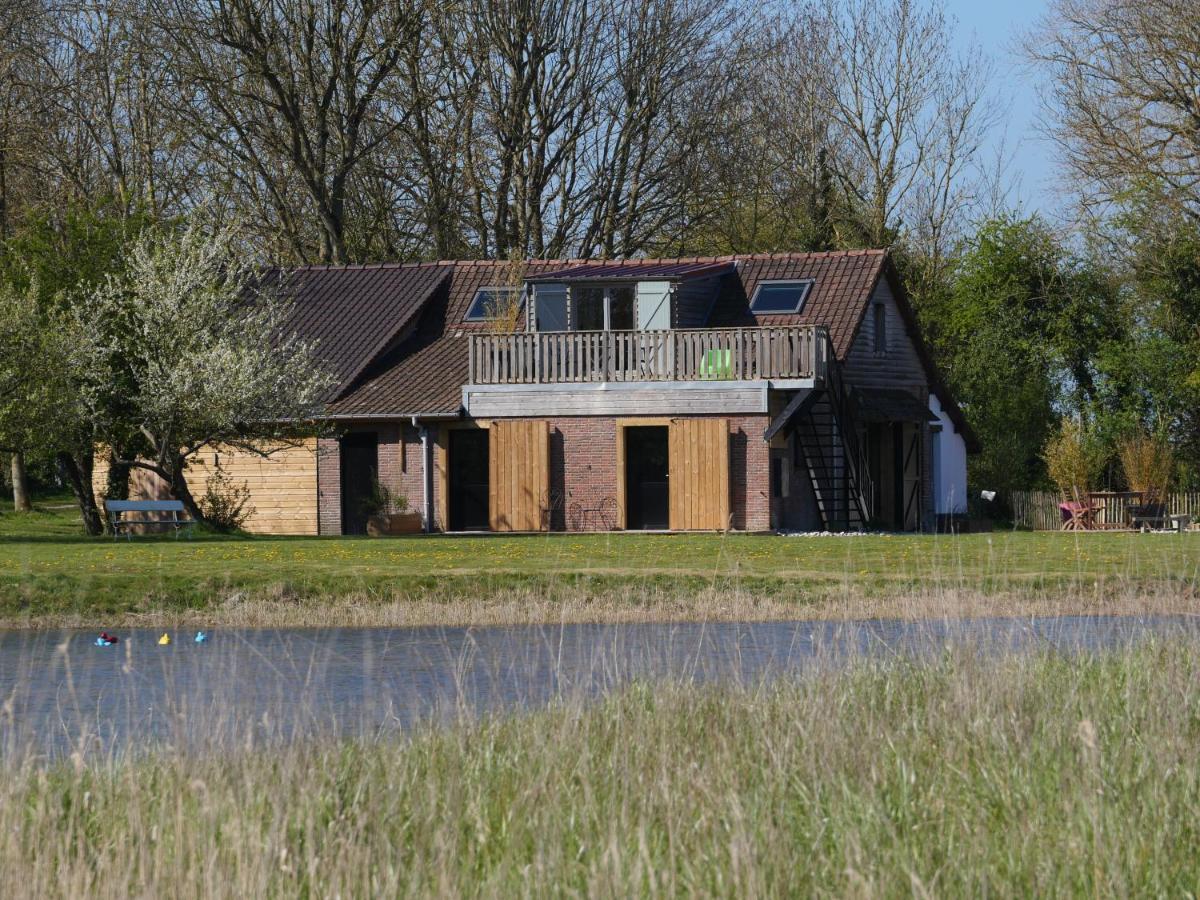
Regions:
[[1, 492, 1197, 623]]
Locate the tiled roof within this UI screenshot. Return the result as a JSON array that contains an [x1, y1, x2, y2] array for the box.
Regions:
[[527, 260, 735, 281], [277, 262, 449, 399], [706, 250, 889, 358], [330, 260, 571, 416], [295, 251, 974, 451]]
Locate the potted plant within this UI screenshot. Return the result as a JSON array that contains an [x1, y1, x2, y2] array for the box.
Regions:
[[363, 480, 422, 535]]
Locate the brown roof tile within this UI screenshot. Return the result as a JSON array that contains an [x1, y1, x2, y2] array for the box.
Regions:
[[706, 250, 888, 357], [304, 251, 974, 452], [278, 262, 450, 399], [329, 260, 572, 417]]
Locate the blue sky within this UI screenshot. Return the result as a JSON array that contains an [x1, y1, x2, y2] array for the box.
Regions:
[[945, 0, 1056, 214]]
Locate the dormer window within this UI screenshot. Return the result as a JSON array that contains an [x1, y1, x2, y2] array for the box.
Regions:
[[464, 286, 524, 322], [749, 279, 812, 314]]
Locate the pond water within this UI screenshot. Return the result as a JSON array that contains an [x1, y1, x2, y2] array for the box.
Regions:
[[2, 615, 1198, 759]]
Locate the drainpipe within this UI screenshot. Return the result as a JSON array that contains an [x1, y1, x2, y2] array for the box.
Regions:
[[416, 417, 433, 533]]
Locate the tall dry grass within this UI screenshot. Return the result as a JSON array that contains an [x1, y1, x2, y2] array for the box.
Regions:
[[1119, 431, 1176, 500], [4, 640, 1200, 897], [1043, 418, 1104, 497]]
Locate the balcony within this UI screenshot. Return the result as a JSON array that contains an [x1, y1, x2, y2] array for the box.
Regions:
[[468, 325, 828, 385]]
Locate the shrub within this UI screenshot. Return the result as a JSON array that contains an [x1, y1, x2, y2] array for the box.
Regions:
[[359, 478, 408, 518], [1118, 431, 1174, 501], [1042, 418, 1103, 498], [198, 461, 255, 531]]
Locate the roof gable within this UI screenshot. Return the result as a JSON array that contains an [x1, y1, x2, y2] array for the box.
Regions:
[[278, 263, 450, 399], [706, 250, 889, 357]]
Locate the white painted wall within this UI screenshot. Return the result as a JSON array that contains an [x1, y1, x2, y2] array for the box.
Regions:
[[928, 393, 968, 514]]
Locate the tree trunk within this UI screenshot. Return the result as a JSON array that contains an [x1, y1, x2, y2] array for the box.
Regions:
[[11, 451, 31, 511], [100, 446, 131, 536], [166, 456, 211, 529], [56, 452, 104, 536], [105, 446, 131, 504]]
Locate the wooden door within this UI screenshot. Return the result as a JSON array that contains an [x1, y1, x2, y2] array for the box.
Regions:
[[901, 423, 922, 531], [339, 432, 378, 535], [489, 419, 550, 532], [668, 418, 730, 531], [449, 429, 490, 531]]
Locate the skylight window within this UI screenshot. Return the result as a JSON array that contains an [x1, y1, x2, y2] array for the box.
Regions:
[[464, 286, 524, 322], [749, 280, 813, 314]]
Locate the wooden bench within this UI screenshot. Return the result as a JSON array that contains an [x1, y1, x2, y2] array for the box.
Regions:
[[105, 499, 194, 540]]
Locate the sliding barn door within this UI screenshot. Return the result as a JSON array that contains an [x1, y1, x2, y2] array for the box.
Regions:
[[668, 418, 730, 531], [489, 420, 550, 532]]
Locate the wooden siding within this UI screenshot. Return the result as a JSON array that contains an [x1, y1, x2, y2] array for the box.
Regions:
[[92, 440, 319, 535], [842, 278, 927, 393], [489, 419, 549, 531], [636, 281, 671, 330], [668, 418, 730, 531], [672, 276, 720, 328], [465, 382, 770, 418]]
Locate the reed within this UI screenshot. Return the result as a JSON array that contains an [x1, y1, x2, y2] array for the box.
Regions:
[[4, 641, 1200, 897]]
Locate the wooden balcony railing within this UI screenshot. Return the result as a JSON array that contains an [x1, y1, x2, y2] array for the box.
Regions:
[[468, 325, 828, 385]]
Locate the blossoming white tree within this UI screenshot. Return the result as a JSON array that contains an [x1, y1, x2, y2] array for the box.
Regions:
[[76, 221, 334, 529]]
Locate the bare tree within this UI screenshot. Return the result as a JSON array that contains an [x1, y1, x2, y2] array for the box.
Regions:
[[461, 0, 607, 258], [574, 0, 741, 257], [378, 1, 483, 260], [817, 0, 997, 259], [0, 0, 199, 231], [151, 0, 424, 263], [0, 0, 44, 242], [1028, 0, 1200, 218], [683, 12, 846, 254]]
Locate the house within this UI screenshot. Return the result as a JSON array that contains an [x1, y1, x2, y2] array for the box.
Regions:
[[98, 250, 979, 534]]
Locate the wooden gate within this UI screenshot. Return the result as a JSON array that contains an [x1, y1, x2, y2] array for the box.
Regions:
[[668, 418, 730, 531], [489, 419, 550, 532]]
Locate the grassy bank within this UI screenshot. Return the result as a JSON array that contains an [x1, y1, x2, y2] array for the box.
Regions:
[[6, 642, 1200, 896], [1, 496, 1197, 627]]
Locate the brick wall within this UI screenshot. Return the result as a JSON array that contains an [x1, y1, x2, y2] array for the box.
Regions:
[[542, 415, 770, 532], [318, 424, 431, 535], [548, 417, 619, 531], [728, 415, 771, 531], [323, 415, 773, 534]]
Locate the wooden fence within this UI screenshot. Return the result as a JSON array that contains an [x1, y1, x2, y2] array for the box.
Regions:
[[1010, 490, 1200, 531]]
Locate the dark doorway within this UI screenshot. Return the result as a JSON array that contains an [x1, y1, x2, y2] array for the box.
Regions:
[[625, 426, 669, 530], [340, 432, 379, 535], [449, 429, 490, 531]]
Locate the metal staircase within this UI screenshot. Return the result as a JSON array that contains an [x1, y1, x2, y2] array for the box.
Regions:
[[767, 331, 874, 531]]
